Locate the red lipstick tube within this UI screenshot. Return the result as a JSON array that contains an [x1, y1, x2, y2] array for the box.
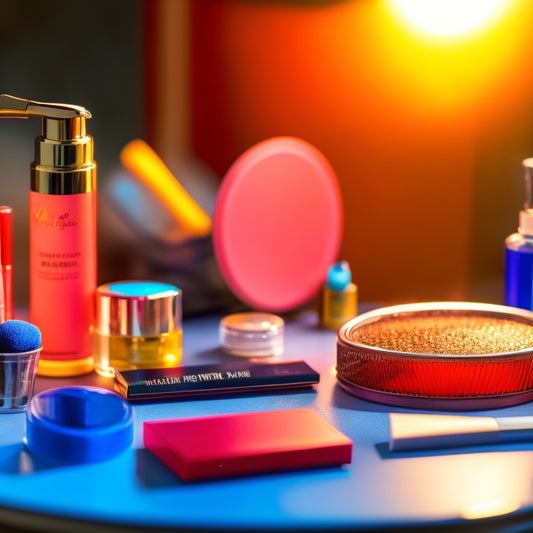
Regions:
[[0, 206, 13, 322]]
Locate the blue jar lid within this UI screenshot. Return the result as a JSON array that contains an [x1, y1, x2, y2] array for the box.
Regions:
[[26, 386, 134, 463], [107, 280, 179, 297]]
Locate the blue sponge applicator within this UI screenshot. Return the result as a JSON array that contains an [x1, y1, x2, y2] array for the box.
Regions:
[[0, 320, 42, 353]]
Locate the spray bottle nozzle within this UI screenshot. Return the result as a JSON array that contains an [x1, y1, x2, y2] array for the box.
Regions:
[[0, 94, 91, 120], [518, 158, 533, 237], [522, 158, 533, 211], [0, 94, 95, 194]]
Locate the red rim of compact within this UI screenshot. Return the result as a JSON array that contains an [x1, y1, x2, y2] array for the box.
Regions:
[[336, 302, 533, 410]]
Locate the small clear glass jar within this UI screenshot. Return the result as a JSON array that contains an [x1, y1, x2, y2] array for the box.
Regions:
[[219, 312, 284, 358], [94, 280, 182, 377]]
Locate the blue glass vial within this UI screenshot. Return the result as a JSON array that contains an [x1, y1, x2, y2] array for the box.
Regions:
[[505, 158, 533, 310]]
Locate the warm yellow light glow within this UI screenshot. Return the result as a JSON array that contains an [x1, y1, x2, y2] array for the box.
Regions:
[[461, 498, 520, 520], [388, 0, 511, 38], [361, 0, 524, 117]]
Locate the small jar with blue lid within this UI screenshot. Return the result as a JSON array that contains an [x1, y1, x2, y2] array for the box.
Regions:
[[94, 280, 182, 377]]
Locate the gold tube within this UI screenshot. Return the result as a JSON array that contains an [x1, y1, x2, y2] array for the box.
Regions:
[[31, 116, 96, 194]]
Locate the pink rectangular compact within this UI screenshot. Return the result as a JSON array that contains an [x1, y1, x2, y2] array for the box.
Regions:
[[143, 408, 353, 482]]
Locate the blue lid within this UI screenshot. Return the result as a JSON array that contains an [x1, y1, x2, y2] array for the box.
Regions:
[[26, 386, 134, 463], [327, 261, 352, 292], [107, 281, 179, 297]]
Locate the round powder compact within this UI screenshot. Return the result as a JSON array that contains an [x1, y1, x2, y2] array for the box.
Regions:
[[336, 301, 533, 410], [213, 137, 342, 312]]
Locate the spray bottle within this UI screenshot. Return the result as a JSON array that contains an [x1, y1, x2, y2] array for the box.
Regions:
[[505, 158, 533, 310], [0, 94, 96, 376]]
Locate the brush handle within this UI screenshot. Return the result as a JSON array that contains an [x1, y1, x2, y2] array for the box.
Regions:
[[389, 413, 533, 451], [494, 416, 533, 441]]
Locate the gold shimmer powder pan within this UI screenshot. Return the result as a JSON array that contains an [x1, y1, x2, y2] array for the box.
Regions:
[[336, 302, 533, 410]]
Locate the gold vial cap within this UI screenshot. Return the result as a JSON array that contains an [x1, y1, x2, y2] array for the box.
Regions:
[[95, 281, 181, 337]]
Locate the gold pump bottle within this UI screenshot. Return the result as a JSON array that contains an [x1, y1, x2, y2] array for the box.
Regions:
[[0, 94, 96, 376]]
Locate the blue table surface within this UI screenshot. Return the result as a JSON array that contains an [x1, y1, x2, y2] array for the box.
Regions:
[[2, 310, 533, 531]]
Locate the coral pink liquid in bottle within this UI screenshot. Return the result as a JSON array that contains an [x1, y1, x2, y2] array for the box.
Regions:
[[30, 112, 96, 376]]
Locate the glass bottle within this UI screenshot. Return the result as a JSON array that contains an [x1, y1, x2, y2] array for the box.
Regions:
[[505, 158, 533, 310]]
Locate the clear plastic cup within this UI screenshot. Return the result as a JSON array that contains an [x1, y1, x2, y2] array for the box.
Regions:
[[0, 348, 41, 412]]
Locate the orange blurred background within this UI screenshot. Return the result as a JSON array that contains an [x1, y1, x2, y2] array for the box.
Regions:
[[147, 0, 533, 306]]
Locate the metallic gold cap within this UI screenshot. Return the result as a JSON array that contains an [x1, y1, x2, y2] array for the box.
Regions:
[[96, 281, 182, 337], [31, 114, 96, 194], [0, 94, 96, 194]]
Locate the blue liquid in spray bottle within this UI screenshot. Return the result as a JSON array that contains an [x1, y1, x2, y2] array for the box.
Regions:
[[505, 158, 533, 310]]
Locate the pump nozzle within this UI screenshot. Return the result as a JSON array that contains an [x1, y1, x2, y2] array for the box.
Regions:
[[0, 94, 95, 194], [0, 94, 91, 120], [518, 158, 533, 238], [523, 158, 533, 210]]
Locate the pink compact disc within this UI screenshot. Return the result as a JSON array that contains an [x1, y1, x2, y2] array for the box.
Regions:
[[213, 137, 343, 312]]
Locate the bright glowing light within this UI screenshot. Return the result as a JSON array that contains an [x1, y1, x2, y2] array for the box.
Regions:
[[461, 498, 520, 520], [388, 0, 511, 37]]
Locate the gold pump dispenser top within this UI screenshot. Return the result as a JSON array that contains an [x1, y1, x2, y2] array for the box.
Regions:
[[0, 94, 96, 194]]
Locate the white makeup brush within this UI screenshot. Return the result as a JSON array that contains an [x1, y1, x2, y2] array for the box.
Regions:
[[389, 413, 533, 451]]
